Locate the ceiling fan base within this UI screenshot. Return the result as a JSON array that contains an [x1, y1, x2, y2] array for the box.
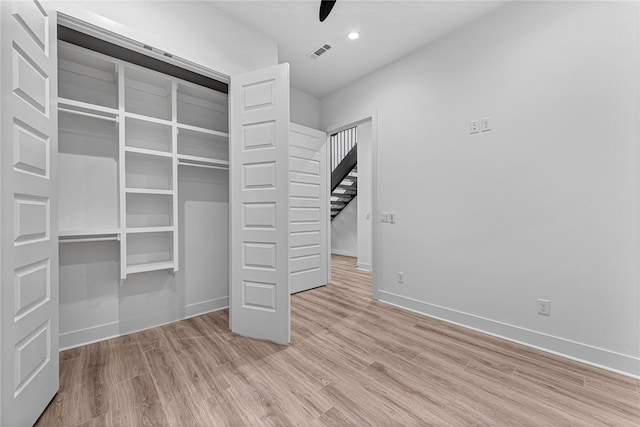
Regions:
[[319, 0, 337, 22]]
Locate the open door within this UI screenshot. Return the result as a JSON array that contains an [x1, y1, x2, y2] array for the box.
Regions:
[[229, 64, 291, 344], [0, 1, 59, 425], [289, 124, 328, 293]]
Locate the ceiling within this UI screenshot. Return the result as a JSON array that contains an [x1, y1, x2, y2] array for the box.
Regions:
[[211, 1, 506, 98]]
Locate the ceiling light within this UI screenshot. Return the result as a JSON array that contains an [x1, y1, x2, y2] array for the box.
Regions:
[[348, 31, 360, 40]]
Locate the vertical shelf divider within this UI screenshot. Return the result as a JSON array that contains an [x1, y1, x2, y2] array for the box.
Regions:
[[171, 80, 180, 274], [118, 64, 127, 281]]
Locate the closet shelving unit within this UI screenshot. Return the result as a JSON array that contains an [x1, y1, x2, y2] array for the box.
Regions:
[[57, 40, 229, 279]]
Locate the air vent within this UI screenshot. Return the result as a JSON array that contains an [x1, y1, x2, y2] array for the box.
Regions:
[[308, 43, 332, 59]]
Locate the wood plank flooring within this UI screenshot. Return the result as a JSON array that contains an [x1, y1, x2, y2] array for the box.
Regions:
[[37, 255, 639, 426]]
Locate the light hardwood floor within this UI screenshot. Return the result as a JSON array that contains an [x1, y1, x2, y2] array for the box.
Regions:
[[37, 255, 639, 426]]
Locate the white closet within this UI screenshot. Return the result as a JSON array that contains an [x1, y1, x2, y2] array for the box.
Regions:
[[56, 40, 230, 348]]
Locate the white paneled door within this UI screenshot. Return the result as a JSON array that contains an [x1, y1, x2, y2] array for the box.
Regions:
[[230, 64, 291, 344], [289, 124, 328, 293], [0, 1, 59, 425]]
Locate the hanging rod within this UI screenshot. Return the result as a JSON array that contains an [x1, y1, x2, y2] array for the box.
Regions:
[[59, 107, 119, 123], [59, 236, 119, 244], [178, 161, 229, 171]]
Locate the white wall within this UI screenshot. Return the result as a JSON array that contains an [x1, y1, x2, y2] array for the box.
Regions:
[[49, 1, 278, 76], [291, 87, 321, 129], [331, 196, 358, 257], [356, 121, 372, 271], [321, 1, 640, 376]]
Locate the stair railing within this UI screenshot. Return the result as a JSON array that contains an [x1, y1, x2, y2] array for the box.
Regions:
[[330, 126, 357, 173]]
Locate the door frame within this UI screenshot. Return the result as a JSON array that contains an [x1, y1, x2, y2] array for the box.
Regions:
[[325, 109, 379, 300]]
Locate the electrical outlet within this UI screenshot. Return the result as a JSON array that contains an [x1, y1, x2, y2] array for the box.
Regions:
[[381, 212, 389, 223], [537, 299, 550, 316], [397, 272, 404, 284], [470, 120, 480, 134], [481, 117, 491, 132]]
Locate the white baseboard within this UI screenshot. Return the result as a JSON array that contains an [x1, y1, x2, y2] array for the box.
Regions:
[[185, 296, 229, 319], [119, 296, 229, 336], [59, 296, 229, 350], [331, 249, 357, 257], [59, 321, 120, 350], [356, 262, 371, 272], [378, 290, 640, 379]]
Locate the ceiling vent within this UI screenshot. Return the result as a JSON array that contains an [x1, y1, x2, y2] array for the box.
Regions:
[[308, 43, 332, 59]]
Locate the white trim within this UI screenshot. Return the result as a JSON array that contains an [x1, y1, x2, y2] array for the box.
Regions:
[[59, 297, 229, 350], [331, 249, 357, 257], [327, 131, 333, 285], [378, 290, 640, 379], [56, 12, 229, 83]]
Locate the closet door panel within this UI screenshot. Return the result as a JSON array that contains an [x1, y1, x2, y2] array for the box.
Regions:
[[230, 63, 290, 345], [0, 1, 58, 425], [288, 124, 328, 294]]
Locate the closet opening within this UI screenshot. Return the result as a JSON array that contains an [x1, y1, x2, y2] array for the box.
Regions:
[[57, 21, 230, 349]]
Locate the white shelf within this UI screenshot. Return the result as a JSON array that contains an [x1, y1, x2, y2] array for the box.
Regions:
[[58, 43, 229, 282], [177, 154, 229, 167], [126, 192, 173, 228], [125, 152, 173, 191], [125, 67, 172, 121], [126, 226, 174, 234], [125, 146, 173, 158], [177, 82, 228, 133], [125, 188, 174, 195], [125, 116, 172, 153], [177, 123, 228, 138], [126, 261, 174, 275], [58, 41, 118, 109], [58, 97, 118, 115], [124, 111, 172, 127]]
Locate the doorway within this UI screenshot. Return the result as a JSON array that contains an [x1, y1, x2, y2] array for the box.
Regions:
[[329, 119, 373, 273]]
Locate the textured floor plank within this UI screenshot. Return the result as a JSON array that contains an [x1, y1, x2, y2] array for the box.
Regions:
[[36, 254, 639, 426]]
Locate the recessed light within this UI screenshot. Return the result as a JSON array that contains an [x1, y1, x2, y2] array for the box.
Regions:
[[348, 31, 360, 40]]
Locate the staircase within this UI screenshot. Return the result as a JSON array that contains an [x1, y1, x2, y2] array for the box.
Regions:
[[330, 127, 358, 221], [331, 166, 357, 220]]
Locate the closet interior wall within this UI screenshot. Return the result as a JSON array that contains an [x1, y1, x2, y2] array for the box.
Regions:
[[57, 40, 229, 348]]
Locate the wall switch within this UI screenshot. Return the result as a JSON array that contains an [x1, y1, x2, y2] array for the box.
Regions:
[[537, 299, 550, 316], [381, 212, 390, 223], [389, 212, 395, 224], [397, 272, 404, 284], [470, 120, 480, 134], [481, 117, 491, 132]]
